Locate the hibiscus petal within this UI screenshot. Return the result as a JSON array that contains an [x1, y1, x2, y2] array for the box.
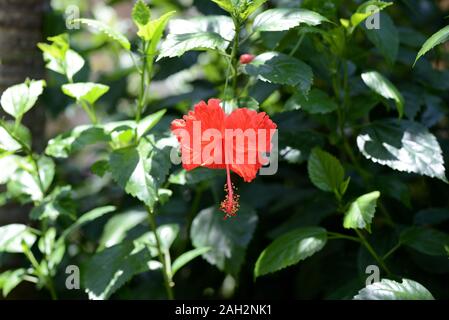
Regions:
[[225, 108, 277, 182], [171, 99, 226, 170]]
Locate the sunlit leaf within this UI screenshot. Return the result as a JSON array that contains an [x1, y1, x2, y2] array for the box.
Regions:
[[1, 80, 46, 119], [158, 32, 230, 60], [109, 137, 171, 208], [343, 191, 380, 232], [253, 8, 329, 32], [357, 119, 447, 182], [361, 71, 404, 117], [254, 227, 327, 278], [415, 25, 449, 65], [0, 224, 37, 253], [0, 269, 27, 297], [354, 278, 434, 300], [76, 18, 131, 51], [131, 0, 150, 27], [62, 83, 110, 105], [171, 247, 212, 276]]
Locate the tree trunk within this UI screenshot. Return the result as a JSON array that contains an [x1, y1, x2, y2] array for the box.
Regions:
[[0, 0, 48, 225], [0, 0, 48, 152]]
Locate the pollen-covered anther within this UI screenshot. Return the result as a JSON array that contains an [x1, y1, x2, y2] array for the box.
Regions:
[[220, 183, 240, 220]]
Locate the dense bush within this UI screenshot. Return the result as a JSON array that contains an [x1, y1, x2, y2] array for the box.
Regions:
[[1, 0, 449, 300]]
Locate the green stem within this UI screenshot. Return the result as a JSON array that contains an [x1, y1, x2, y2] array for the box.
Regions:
[[327, 231, 361, 243], [333, 57, 394, 226], [136, 41, 148, 122], [14, 115, 23, 133], [289, 31, 305, 56], [80, 100, 98, 125], [223, 56, 233, 99], [355, 229, 392, 277], [22, 242, 57, 300], [240, 77, 254, 98], [230, 18, 241, 97], [147, 209, 174, 300], [383, 242, 401, 260], [46, 277, 58, 300]]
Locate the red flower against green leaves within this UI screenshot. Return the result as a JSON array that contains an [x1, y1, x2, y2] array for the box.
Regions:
[[171, 98, 277, 219]]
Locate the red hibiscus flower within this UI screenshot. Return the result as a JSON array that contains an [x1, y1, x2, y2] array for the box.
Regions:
[[171, 99, 277, 219]]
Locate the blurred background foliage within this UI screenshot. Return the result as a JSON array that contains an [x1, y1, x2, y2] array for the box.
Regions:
[[1, 0, 449, 299]]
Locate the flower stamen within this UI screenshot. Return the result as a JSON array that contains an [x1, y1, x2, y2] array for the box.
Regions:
[[220, 164, 240, 219]]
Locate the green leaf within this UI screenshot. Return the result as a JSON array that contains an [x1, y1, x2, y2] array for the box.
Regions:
[[59, 206, 116, 242], [65, 50, 86, 81], [0, 154, 22, 184], [168, 15, 235, 42], [61, 83, 110, 105], [343, 191, 380, 232], [168, 167, 225, 185], [3, 121, 32, 149], [211, 0, 268, 20], [1, 80, 46, 120], [158, 32, 230, 60], [83, 240, 156, 300], [354, 278, 434, 300], [415, 25, 449, 65], [109, 137, 171, 208], [171, 247, 212, 277], [30, 185, 75, 221], [357, 119, 447, 182], [210, 0, 234, 13], [99, 209, 147, 250], [137, 109, 166, 138], [253, 8, 329, 32], [350, 1, 393, 30], [91, 159, 109, 177], [400, 227, 449, 256], [308, 148, 347, 196], [286, 89, 337, 114], [414, 208, 449, 225], [364, 13, 398, 64], [190, 204, 258, 277], [110, 129, 135, 150], [37, 33, 69, 62], [361, 71, 404, 117], [244, 51, 313, 94], [38, 227, 57, 256], [76, 18, 131, 51], [0, 269, 27, 297], [254, 227, 327, 278], [0, 224, 37, 253], [158, 188, 172, 205], [38, 34, 85, 80], [0, 126, 21, 153], [132, 0, 150, 26], [137, 11, 176, 46], [142, 224, 179, 253], [7, 156, 55, 201], [45, 125, 110, 158], [240, 0, 268, 20], [157, 15, 236, 60], [237, 96, 259, 110]]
